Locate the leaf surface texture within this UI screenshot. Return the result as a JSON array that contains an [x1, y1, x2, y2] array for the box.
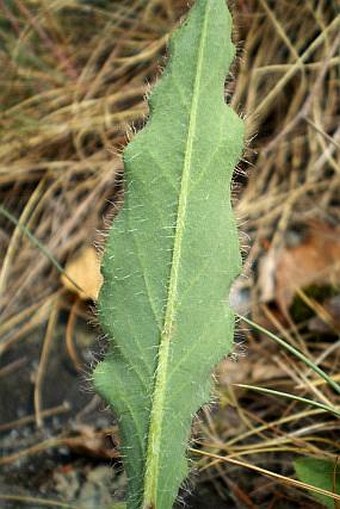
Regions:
[[94, 1, 244, 507]]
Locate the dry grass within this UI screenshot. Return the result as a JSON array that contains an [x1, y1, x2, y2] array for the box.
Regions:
[[0, 0, 339, 507]]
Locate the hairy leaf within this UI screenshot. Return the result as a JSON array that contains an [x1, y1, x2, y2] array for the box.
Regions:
[[94, 1, 244, 508]]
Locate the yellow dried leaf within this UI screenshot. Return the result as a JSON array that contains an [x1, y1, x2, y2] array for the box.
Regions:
[[61, 247, 103, 301]]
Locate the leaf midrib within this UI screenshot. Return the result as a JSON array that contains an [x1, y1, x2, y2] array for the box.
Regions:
[[142, 2, 211, 507]]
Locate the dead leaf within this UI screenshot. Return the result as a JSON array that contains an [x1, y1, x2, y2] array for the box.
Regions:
[[61, 247, 103, 301], [258, 221, 340, 314]]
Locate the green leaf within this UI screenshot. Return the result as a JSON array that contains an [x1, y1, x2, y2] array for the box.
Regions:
[[294, 457, 340, 508], [94, 1, 244, 508]]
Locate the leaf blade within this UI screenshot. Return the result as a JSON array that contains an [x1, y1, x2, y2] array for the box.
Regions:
[[94, 1, 244, 508], [294, 457, 340, 509]]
